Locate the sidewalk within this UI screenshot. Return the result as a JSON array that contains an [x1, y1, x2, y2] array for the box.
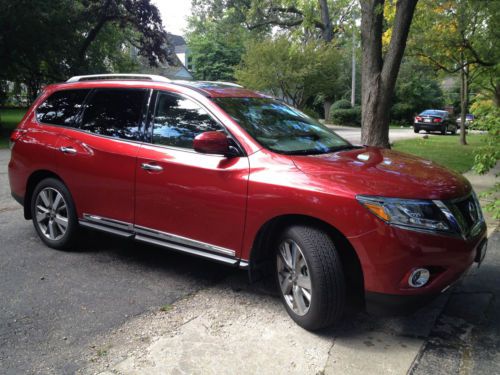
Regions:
[[80, 167, 499, 375]]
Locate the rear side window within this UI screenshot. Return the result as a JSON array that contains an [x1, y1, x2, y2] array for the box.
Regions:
[[81, 88, 146, 140], [36, 89, 90, 126], [152, 91, 223, 149]]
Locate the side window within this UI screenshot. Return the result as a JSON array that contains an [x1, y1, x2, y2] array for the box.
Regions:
[[36, 89, 90, 127], [81, 88, 146, 140], [152, 92, 224, 149]]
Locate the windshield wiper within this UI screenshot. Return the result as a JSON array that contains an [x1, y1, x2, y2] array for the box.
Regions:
[[279, 144, 359, 156], [328, 145, 359, 152]]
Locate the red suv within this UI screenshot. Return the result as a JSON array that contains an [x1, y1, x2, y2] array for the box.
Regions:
[[8, 74, 487, 331]]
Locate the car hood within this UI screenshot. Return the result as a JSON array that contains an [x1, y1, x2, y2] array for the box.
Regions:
[[290, 147, 471, 200]]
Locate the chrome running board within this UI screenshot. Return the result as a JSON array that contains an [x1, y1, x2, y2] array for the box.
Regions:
[[79, 214, 242, 267]]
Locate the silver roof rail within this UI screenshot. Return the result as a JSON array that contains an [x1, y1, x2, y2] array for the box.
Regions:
[[201, 81, 243, 88], [66, 74, 171, 83]]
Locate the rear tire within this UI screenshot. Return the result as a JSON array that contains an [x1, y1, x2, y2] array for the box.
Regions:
[[441, 125, 447, 135], [275, 225, 346, 331], [413, 127, 420, 133], [31, 178, 79, 250]]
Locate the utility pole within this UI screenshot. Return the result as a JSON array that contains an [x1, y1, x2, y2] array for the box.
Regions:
[[351, 25, 356, 107]]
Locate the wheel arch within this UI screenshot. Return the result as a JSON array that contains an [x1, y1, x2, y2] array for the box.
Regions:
[[248, 214, 365, 307], [24, 170, 66, 220]]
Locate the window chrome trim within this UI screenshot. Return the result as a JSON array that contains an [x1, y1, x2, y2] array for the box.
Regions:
[[148, 89, 246, 157]]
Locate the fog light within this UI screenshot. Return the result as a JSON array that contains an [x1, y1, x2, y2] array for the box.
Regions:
[[408, 268, 430, 288]]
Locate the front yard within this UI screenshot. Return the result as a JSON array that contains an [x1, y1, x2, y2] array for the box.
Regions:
[[0, 108, 26, 148], [393, 134, 485, 173]]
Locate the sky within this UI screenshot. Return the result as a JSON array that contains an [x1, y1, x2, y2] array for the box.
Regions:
[[152, 0, 192, 36]]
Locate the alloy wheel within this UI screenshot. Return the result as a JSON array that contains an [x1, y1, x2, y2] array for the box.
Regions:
[[277, 239, 312, 316], [35, 187, 69, 240]]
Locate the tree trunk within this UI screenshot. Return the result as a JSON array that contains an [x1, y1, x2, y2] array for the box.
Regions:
[[459, 62, 468, 145], [494, 83, 500, 107], [318, 0, 333, 43], [76, 0, 115, 73], [323, 99, 332, 121], [360, 0, 418, 148]]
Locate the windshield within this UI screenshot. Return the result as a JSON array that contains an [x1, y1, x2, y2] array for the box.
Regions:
[[213, 97, 351, 155], [420, 110, 447, 117]]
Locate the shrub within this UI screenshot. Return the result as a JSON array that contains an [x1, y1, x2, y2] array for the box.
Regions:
[[471, 106, 500, 174], [331, 99, 352, 110], [301, 107, 320, 120], [390, 102, 415, 124], [329, 106, 361, 126]]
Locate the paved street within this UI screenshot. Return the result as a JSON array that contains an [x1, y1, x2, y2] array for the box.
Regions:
[[0, 148, 498, 374], [327, 125, 419, 144]]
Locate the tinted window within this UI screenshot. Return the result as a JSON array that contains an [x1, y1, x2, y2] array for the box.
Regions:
[[36, 89, 90, 126], [420, 110, 447, 117], [81, 89, 146, 140], [214, 97, 351, 155], [152, 92, 223, 149]]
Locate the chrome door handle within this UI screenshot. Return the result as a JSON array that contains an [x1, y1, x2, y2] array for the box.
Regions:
[[60, 146, 77, 154], [141, 163, 163, 172]]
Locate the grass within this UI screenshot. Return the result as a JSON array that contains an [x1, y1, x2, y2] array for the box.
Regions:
[[393, 134, 485, 173], [0, 108, 27, 148], [159, 304, 173, 312]]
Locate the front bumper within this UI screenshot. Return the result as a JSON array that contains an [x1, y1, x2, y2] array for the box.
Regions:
[[414, 122, 446, 131], [349, 220, 487, 313]]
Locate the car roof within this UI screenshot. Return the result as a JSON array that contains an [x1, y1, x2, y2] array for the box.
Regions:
[[46, 76, 268, 99]]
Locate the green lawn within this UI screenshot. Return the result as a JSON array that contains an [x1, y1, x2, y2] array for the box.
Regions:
[[393, 134, 485, 173], [0, 108, 27, 148]]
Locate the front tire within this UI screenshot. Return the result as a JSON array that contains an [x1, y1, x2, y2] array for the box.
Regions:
[[275, 226, 346, 331], [31, 178, 79, 250]]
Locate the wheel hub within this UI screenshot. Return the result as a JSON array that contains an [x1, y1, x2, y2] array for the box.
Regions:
[[277, 239, 312, 316], [35, 187, 69, 241]]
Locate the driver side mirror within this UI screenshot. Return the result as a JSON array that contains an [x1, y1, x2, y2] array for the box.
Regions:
[[193, 131, 239, 157]]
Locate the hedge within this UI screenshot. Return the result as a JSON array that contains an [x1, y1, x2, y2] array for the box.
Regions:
[[329, 106, 361, 126]]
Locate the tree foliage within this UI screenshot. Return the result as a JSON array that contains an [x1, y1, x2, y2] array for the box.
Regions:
[[409, 0, 499, 144], [235, 37, 342, 108], [391, 58, 444, 123], [186, 9, 249, 81], [0, 0, 174, 100], [192, 0, 357, 43]]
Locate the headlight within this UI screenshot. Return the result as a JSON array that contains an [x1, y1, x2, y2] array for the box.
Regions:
[[357, 195, 450, 232]]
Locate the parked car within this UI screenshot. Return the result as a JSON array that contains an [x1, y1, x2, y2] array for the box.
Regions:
[[456, 114, 475, 128], [414, 109, 458, 135], [8, 75, 487, 331]]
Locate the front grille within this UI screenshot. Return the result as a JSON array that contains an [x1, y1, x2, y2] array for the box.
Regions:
[[446, 194, 482, 235]]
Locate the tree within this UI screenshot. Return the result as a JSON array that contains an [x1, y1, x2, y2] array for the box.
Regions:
[[75, 0, 175, 72], [235, 37, 342, 109], [190, 0, 357, 117], [0, 0, 174, 101], [186, 10, 248, 81], [410, 0, 498, 145], [390, 58, 444, 124], [359, 0, 418, 148]]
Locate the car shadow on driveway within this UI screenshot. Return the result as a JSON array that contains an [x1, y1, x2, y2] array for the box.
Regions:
[[76, 226, 447, 341]]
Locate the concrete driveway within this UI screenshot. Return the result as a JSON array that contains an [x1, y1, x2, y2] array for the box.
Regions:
[[0, 149, 234, 374]]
